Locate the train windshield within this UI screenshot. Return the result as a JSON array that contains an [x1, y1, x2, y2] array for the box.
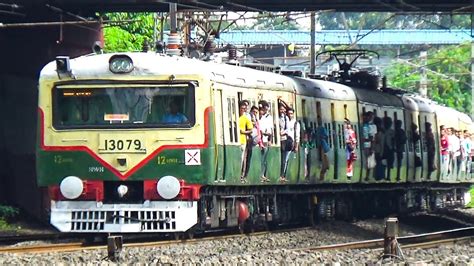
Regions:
[[53, 83, 195, 129]]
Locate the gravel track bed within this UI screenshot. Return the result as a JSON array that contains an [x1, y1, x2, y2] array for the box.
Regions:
[[1, 219, 472, 264]]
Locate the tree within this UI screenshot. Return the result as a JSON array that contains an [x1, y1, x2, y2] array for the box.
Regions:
[[101, 13, 157, 52], [384, 43, 471, 113]]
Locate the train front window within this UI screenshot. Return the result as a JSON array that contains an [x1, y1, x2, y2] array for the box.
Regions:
[[53, 84, 195, 129]]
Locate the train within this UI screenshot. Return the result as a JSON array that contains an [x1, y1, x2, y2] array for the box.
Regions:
[[37, 48, 473, 233]]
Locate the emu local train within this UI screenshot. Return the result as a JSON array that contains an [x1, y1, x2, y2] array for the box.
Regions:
[[37, 51, 473, 233]]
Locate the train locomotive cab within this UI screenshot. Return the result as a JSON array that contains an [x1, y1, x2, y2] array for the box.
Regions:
[[37, 53, 210, 233]]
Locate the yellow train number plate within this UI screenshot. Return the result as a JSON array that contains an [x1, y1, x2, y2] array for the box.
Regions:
[[98, 134, 146, 154]]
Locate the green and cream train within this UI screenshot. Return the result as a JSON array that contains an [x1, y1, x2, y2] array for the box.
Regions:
[[37, 52, 473, 233]]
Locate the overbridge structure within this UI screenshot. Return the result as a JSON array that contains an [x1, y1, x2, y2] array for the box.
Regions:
[[218, 29, 473, 46]]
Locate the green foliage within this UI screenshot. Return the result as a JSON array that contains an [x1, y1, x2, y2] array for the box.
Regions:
[[0, 205, 19, 220], [0, 205, 19, 231], [102, 12, 157, 52], [384, 43, 471, 113], [467, 187, 474, 208]]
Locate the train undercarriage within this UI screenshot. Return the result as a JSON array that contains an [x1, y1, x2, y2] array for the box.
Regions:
[[197, 183, 470, 234]]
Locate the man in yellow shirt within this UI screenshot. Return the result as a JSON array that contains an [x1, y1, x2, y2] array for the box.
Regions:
[[239, 101, 253, 182]]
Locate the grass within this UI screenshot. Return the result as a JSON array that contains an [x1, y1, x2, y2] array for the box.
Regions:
[[467, 187, 474, 208], [0, 205, 19, 231]]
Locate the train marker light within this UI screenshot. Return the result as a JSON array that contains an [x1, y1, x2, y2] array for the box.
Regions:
[[55, 56, 72, 79], [109, 55, 134, 73], [157, 175, 180, 199], [117, 185, 128, 198], [59, 176, 83, 199]]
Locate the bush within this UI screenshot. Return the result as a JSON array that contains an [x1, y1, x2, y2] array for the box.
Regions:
[[0, 205, 19, 220]]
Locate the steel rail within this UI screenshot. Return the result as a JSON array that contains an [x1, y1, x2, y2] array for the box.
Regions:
[[0, 226, 311, 254], [1, 227, 472, 255], [291, 227, 474, 252]]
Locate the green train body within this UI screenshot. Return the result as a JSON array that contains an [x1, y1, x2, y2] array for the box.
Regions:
[[37, 52, 474, 233]]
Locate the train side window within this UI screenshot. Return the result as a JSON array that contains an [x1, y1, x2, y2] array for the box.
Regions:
[[338, 123, 344, 149], [384, 111, 387, 118], [232, 98, 238, 143], [227, 98, 234, 143], [344, 104, 348, 119], [271, 101, 278, 144], [237, 92, 242, 104], [373, 109, 377, 117], [302, 99, 307, 118]]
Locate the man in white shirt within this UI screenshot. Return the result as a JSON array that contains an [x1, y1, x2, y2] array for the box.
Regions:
[[280, 107, 300, 182], [258, 100, 273, 182]]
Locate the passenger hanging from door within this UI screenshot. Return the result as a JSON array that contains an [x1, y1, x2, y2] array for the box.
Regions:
[[344, 118, 357, 179], [394, 120, 407, 181], [383, 117, 395, 181]]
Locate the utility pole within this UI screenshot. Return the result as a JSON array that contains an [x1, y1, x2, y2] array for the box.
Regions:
[[169, 3, 177, 33], [471, 40, 473, 118], [310, 11, 316, 75], [419, 51, 428, 97]]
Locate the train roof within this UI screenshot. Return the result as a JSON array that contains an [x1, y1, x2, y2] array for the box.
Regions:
[[292, 77, 356, 100], [405, 94, 436, 113], [351, 87, 404, 107], [39, 52, 296, 92]]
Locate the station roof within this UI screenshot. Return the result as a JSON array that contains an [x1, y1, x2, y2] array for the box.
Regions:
[[217, 29, 473, 46], [4, 0, 473, 14]]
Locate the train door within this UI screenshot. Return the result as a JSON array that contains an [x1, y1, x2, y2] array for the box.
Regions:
[[429, 114, 440, 181], [308, 100, 322, 181], [358, 104, 369, 181], [214, 88, 225, 182], [333, 102, 346, 182], [224, 93, 240, 182], [319, 100, 334, 182], [393, 110, 408, 182], [344, 102, 360, 183], [413, 114, 423, 181], [405, 111, 416, 182]]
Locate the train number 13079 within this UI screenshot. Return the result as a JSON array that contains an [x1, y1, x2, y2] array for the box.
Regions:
[[99, 134, 145, 153], [104, 139, 142, 151]]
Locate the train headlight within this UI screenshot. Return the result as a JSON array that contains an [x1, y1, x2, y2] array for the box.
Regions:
[[59, 176, 83, 199], [156, 175, 180, 199], [109, 55, 134, 73]]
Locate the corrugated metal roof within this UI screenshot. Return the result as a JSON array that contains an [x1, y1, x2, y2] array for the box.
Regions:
[[217, 29, 472, 45]]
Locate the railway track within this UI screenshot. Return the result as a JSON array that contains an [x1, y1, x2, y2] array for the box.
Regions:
[[291, 227, 474, 252], [0, 226, 472, 255]]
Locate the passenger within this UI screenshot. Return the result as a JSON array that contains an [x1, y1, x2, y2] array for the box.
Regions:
[[279, 104, 290, 182], [373, 116, 385, 181], [394, 120, 407, 181], [317, 116, 330, 181], [447, 128, 457, 178], [383, 117, 395, 180], [280, 107, 300, 182], [412, 123, 422, 169], [463, 130, 472, 176], [362, 111, 376, 181], [425, 122, 436, 179], [258, 101, 273, 183], [452, 129, 461, 178], [460, 130, 470, 178], [238, 101, 253, 183], [243, 100, 255, 180], [344, 118, 357, 179], [302, 121, 315, 181], [249, 106, 263, 149], [440, 125, 449, 179], [161, 100, 188, 123]]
